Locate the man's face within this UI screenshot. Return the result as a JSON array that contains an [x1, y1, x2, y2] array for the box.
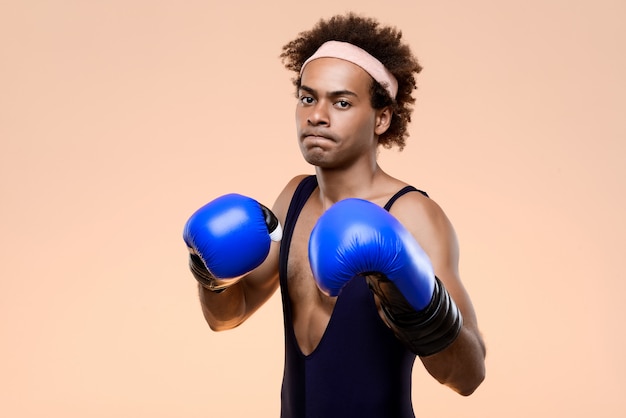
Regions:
[[296, 57, 385, 168]]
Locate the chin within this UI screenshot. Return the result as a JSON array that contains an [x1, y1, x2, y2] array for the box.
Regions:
[[301, 149, 326, 166]]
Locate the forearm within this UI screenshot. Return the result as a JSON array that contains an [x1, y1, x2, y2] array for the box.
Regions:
[[198, 282, 248, 331], [421, 325, 486, 396], [369, 274, 485, 395], [369, 275, 462, 356], [196, 264, 280, 331], [188, 252, 246, 330]]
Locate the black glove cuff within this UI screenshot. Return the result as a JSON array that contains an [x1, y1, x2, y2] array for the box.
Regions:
[[259, 203, 279, 233], [368, 275, 462, 357], [189, 254, 228, 293]]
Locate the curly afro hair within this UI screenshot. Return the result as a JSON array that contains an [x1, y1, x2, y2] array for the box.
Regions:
[[280, 13, 422, 150]]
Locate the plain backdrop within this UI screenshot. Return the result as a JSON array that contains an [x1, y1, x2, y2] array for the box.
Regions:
[[1, 1, 625, 417]]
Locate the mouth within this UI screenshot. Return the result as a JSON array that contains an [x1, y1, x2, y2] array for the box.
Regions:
[[301, 131, 335, 142]]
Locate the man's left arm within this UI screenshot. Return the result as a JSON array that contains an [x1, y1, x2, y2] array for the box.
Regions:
[[392, 194, 486, 396]]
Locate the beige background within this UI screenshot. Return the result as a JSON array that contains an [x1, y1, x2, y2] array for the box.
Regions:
[[1, 0, 624, 417]]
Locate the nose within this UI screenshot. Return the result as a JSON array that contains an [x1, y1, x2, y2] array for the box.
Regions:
[[307, 102, 329, 126]]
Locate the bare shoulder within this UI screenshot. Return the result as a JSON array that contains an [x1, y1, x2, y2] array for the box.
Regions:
[[387, 190, 460, 275], [271, 174, 313, 222], [388, 190, 455, 237]]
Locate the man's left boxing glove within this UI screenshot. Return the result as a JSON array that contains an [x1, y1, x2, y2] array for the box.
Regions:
[[309, 198, 462, 356], [183, 193, 282, 292]]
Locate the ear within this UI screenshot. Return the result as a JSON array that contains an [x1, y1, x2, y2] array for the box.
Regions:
[[374, 107, 392, 136]]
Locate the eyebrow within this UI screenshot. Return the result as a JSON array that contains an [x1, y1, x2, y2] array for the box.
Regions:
[[299, 84, 359, 98]]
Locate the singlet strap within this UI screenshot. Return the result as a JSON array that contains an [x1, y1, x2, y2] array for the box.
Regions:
[[384, 186, 429, 211], [279, 174, 318, 286], [282, 175, 318, 243]]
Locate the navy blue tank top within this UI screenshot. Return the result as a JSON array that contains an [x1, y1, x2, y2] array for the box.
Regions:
[[279, 175, 428, 418]]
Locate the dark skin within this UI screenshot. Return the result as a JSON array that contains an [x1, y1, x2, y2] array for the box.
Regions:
[[199, 57, 486, 396]]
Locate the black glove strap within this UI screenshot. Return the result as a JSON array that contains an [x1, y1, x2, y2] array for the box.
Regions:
[[189, 254, 227, 293], [367, 275, 462, 357]]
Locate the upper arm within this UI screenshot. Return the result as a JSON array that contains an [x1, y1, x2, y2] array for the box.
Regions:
[[235, 175, 310, 318], [389, 193, 479, 333], [392, 193, 486, 393]]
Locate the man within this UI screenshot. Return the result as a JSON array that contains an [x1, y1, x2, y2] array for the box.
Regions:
[[183, 13, 486, 417]]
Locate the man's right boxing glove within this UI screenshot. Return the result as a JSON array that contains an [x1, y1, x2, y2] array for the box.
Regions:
[[309, 198, 462, 356], [183, 194, 282, 292]]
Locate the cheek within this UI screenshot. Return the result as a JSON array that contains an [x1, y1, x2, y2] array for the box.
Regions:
[[293, 107, 302, 134], [295, 107, 305, 131], [352, 113, 378, 137]]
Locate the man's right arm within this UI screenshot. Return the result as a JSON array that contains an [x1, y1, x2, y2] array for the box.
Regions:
[[190, 175, 307, 331], [197, 250, 280, 331]]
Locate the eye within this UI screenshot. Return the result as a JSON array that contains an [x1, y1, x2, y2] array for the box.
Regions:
[[335, 100, 351, 109], [299, 95, 315, 105]]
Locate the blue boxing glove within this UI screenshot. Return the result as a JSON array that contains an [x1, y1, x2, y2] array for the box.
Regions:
[[183, 194, 282, 292], [309, 198, 461, 356]]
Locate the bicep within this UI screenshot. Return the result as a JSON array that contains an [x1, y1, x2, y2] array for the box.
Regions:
[[240, 241, 281, 314], [394, 196, 480, 330], [238, 175, 306, 316], [426, 210, 479, 330], [393, 195, 486, 391]]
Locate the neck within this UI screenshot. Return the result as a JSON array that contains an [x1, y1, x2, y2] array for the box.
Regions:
[[314, 163, 387, 210]]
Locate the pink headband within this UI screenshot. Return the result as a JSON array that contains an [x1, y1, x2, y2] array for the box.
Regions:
[[300, 40, 398, 99]]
